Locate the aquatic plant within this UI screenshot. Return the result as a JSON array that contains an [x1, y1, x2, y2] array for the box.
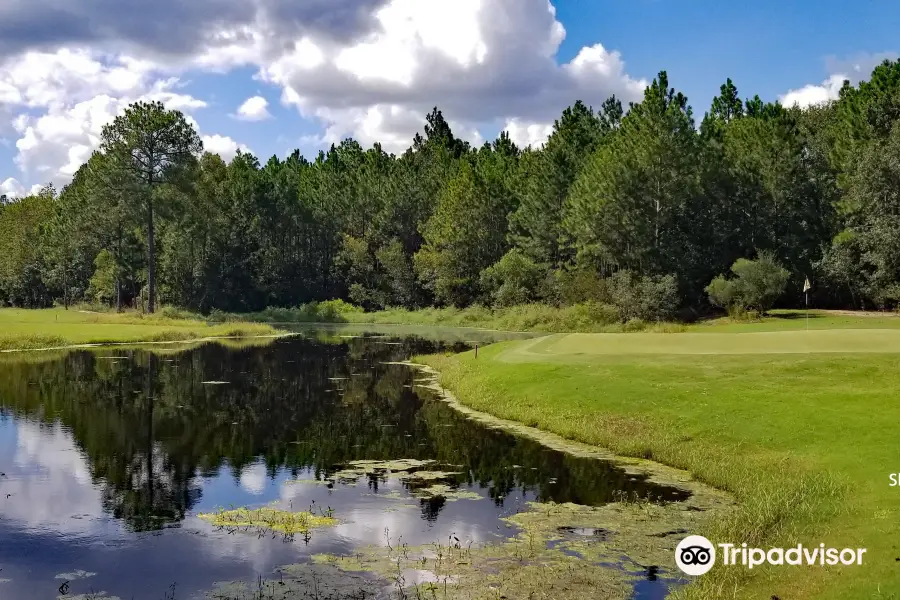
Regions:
[[198, 507, 338, 537]]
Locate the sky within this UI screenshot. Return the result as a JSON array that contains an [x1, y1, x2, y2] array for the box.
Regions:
[[0, 0, 897, 198]]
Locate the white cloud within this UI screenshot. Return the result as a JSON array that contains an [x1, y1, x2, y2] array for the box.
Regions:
[[238, 462, 268, 495], [203, 133, 252, 162], [235, 95, 271, 121], [0, 177, 23, 196], [4, 422, 113, 537], [256, 0, 645, 152], [780, 52, 898, 108], [503, 118, 554, 149], [0, 49, 234, 186], [0, 0, 648, 181], [0, 49, 155, 110], [0, 177, 44, 197], [781, 74, 847, 108]]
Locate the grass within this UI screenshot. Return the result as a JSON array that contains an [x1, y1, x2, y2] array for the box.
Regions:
[[197, 507, 338, 536], [209, 298, 900, 335], [693, 309, 900, 333], [212, 301, 692, 333], [420, 328, 900, 600], [0, 307, 277, 351]]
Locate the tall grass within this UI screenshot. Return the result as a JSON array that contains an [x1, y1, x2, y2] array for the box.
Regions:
[[207, 300, 686, 334]]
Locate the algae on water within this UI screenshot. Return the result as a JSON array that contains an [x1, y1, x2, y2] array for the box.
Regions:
[[206, 563, 381, 600], [311, 494, 729, 600], [198, 507, 338, 536]]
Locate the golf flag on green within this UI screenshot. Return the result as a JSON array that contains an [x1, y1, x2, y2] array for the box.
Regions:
[[803, 277, 811, 293]]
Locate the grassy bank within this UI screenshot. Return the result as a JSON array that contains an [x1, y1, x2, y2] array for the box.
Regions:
[[207, 299, 900, 334], [208, 300, 664, 332], [420, 330, 900, 600], [0, 308, 277, 351]]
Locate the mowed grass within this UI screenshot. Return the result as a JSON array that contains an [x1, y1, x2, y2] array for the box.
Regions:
[[0, 308, 277, 351], [505, 328, 900, 359], [421, 328, 900, 600], [691, 309, 900, 333]]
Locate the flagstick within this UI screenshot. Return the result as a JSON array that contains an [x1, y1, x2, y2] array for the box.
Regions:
[[806, 291, 809, 331]]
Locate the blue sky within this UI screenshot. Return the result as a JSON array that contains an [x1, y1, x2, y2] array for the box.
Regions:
[[0, 0, 896, 197], [555, 0, 898, 110]]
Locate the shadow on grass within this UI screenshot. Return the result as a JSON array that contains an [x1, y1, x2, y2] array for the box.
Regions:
[[769, 312, 824, 320]]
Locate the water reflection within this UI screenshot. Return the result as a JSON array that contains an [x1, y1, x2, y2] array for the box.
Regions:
[[0, 333, 688, 599]]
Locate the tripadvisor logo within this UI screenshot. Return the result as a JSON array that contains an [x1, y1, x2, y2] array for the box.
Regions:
[[676, 535, 716, 576], [675, 535, 867, 576]]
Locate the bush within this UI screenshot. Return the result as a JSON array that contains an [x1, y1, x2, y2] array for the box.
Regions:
[[479, 250, 547, 307], [313, 299, 365, 320], [552, 266, 610, 306], [608, 270, 679, 322], [706, 252, 789, 315]]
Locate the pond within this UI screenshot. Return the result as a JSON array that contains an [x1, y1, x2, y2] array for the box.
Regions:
[[0, 329, 717, 600]]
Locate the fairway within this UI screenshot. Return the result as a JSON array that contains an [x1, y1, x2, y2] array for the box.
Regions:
[[0, 308, 276, 350], [499, 328, 900, 361], [422, 327, 900, 600]]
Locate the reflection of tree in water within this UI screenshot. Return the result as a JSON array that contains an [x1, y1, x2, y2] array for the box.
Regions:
[[0, 335, 686, 532], [420, 495, 447, 522]]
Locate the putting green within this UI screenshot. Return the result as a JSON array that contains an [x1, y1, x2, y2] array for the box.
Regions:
[[498, 329, 900, 362]]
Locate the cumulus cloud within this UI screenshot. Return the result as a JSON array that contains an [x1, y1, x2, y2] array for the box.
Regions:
[[0, 48, 241, 186], [202, 134, 252, 162], [780, 51, 898, 108], [0, 0, 649, 183], [257, 0, 646, 152], [781, 74, 848, 108], [235, 95, 271, 121], [503, 119, 555, 149], [0, 177, 43, 198], [0, 0, 392, 67]]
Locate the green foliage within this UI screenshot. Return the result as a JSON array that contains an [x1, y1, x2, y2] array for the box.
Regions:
[[566, 72, 703, 290], [87, 249, 119, 305], [0, 187, 55, 307], [479, 249, 547, 307], [6, 62, 900, 317], [608, 270, 680, 322], [415, 160, 510, 306], [551, 266, 610, 306], [706, 253, 790, 314], [509, 100, 614, 266], [100, 101, 203, 313]]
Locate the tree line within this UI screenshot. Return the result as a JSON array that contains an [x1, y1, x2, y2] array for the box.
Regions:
[[2, 61, 900, 317]]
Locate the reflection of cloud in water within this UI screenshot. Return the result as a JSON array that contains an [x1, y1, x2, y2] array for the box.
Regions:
[[55, 570, 97, 580], [185, 515, 284, 572], [3, 420, 118, 538], [239, 463, 268, 495]]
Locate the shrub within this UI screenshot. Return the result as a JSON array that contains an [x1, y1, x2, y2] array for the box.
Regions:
[[706, 252, 789, 315], [479, 250, 547, 307], [552, 266, 610, 306], [608, 270, 679, 322]]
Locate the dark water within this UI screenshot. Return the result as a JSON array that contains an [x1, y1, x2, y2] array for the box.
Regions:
[[0, 331, 688, 599]]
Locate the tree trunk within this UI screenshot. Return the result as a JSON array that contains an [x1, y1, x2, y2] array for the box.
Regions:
[[147, 195, 156, 314], [63, 265, 69, 310], [115, 278, 122, 313]]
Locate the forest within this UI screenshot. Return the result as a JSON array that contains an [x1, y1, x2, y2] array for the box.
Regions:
[[2, 61, 900, 320]]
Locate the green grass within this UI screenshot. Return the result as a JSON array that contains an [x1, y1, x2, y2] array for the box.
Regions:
[[421, 329, 900, 600], [693, 309, 900, 332], [212, 300, 900, 335], [213, 301, 692, 333], [0, 308, 277, 351]]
